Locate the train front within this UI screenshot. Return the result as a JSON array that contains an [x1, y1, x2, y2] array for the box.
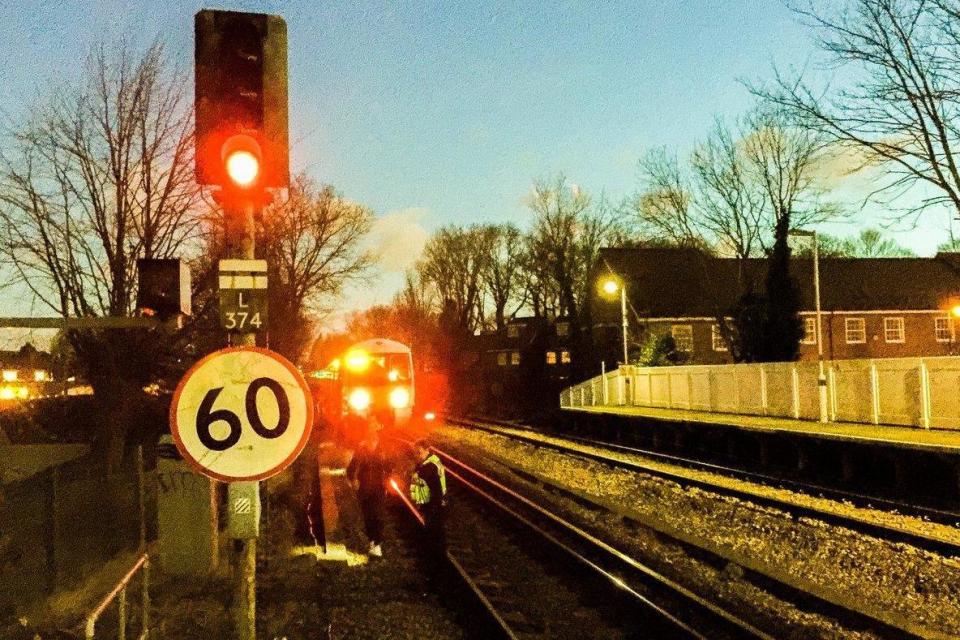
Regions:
[[339, 339, 414, 431]]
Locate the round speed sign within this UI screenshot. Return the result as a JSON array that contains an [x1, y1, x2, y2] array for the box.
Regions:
[[170, 346, 314, 482]]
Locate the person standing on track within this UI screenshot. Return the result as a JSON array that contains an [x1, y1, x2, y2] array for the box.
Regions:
[[410, 441, 447, 553], [347, 431, 390, 557]]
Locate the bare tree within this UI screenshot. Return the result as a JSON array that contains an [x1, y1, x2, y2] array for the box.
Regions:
[[481, 223, 527, 330], [418, 225, 494, 333], [0, 42, 200, 470], [691, 119, 767, 259], [259, 174, 373, 362], [525, 175, 625, 322], [755, 0, 960, 220], [629, 149, 703, 248]]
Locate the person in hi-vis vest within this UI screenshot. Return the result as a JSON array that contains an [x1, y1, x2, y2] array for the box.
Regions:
[[410, 441, 447, 553]]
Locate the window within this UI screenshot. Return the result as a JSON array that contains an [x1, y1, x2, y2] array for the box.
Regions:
[[33, 370, 47, 382], [510, 351, 521, 365], [883, 317, 905, 343], [546, 351, 557, 365], [1, 370, 16, 382], [507, 324, 523, 338], [801, 317, 817, 345], [496, 352, 507, 366], [845, 318, 866, 344], [711, 325, 727, 352], [555, 321, 569, 337], [560, 350, 571, 364], [935, 317, 953, 343], [671, 324, 693, 352]]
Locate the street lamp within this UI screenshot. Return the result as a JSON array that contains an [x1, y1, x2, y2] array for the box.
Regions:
[[599, 275, 628, 366], [789, 228, 828, 423]]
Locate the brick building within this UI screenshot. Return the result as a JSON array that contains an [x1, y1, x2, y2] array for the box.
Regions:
[[591, 247, 960, 366], [468, 316, 575, 415]]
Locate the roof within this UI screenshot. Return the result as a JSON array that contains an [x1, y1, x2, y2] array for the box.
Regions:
[[591, 247, 960, 321], [348, 338, 411, 355]]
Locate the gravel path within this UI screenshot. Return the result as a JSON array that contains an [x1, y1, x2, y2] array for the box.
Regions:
[[436, 424, 960, 639]]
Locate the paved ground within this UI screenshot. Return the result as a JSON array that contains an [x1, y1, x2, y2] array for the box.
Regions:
[[565, 404, 960, 453]]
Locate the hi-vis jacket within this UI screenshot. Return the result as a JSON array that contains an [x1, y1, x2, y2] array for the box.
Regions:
[[410, 453, 447, 506]]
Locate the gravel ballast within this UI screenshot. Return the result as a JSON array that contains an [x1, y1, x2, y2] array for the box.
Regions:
[[436, 424, 960, 638]]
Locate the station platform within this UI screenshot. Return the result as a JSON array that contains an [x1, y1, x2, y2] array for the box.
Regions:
[[560, 405, 960, 505], [563, 405, 960, 455]]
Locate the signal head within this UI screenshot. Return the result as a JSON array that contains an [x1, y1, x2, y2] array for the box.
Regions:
[[221, 134, 262, 189]]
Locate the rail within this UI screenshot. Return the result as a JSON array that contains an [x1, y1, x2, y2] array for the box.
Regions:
[[83, 553, 150, 640]]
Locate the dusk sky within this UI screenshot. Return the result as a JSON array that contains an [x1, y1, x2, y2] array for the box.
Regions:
[[0, 1, 953, 345]]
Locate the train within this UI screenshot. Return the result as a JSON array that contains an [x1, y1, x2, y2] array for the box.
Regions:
[[309, 338, 443, 442]]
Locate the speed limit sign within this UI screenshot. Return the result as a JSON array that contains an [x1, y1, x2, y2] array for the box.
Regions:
[[170, 346, 314, 482]]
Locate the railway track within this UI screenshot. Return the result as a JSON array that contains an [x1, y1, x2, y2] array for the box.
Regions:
[[432, 447, 774, 640], [440, 418, 959, 638], [449, 417, 960, 557]]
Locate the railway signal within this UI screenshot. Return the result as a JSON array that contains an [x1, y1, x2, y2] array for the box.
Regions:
[[194, 9, 289, 192]]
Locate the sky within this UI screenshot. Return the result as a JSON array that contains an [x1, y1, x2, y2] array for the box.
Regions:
[[0, 1, 954, 347]]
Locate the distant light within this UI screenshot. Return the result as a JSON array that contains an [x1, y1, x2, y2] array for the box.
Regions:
[[2, 370, 17, 382], [226, 150, 259, 187], [344, 350, 370, 373], [601, 278, 619, 296], [424, 412, 436, 422], [388, 369, 399, 382], [34, 370, 47, 382], [16, 386, 28, 399], [348, 387, 371, 411], [0, 387, 14, 400], [389, 387, 410, 409], [952, 305, 960, 318]]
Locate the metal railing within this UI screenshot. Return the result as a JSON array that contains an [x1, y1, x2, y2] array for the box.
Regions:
[[561, 356, 960, 430], [83, 553, 150, 640]]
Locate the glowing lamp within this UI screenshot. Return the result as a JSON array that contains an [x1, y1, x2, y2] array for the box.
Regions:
[[0, 387, 14, 400], [344, 350, 370, 372], [424, 412, 436, 421], [226, 151, 259, 186], [220, 134, 262, 188], [952, 305, 960, 318], [601, 278, 619, 296], [348, 387, 371, 411], [389, 387, 410, 409]]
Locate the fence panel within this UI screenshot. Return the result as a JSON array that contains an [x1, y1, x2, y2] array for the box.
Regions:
[[667, 370, 691, 409], [711, 367, 738, 413], [831, 360, 874, 423], [688, 367, 712, 411], [648, 369, 671, 408], [874, 358, 922, 426], [762, 363, 795, 418], [925, 357, 960, 430], [735, 365, 765, 416]]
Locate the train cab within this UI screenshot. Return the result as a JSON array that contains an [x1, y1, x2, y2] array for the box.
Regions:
[[338, 339, 415, 430]]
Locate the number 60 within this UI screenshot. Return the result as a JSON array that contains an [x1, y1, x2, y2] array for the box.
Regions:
[[196, 377, 291, 451]]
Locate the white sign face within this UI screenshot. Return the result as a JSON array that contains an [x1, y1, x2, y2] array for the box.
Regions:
[[170, 347, 313, 482]]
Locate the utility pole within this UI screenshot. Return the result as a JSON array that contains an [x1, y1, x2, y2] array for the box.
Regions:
[[195, 10, 288, 639]]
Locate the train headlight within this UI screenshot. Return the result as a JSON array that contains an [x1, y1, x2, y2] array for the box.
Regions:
[[389, 387, 410, 409], [348, 388, 372, 411]]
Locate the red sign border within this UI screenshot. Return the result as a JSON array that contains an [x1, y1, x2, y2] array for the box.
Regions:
[[169, 346, 314, 482]]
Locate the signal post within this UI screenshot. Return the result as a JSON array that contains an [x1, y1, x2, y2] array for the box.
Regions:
[[193, 9, 289, 640]]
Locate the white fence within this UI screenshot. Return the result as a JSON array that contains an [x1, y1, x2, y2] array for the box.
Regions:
[[560, 356, 960, 430]]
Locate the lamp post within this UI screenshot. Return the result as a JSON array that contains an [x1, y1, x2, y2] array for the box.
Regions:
[[951, 304, 960, 355], [789, 229, 828, 423], [600, 276, 628, 366]]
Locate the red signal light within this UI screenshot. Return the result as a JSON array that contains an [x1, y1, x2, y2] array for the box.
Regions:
[[221, 134, 262, 188]]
